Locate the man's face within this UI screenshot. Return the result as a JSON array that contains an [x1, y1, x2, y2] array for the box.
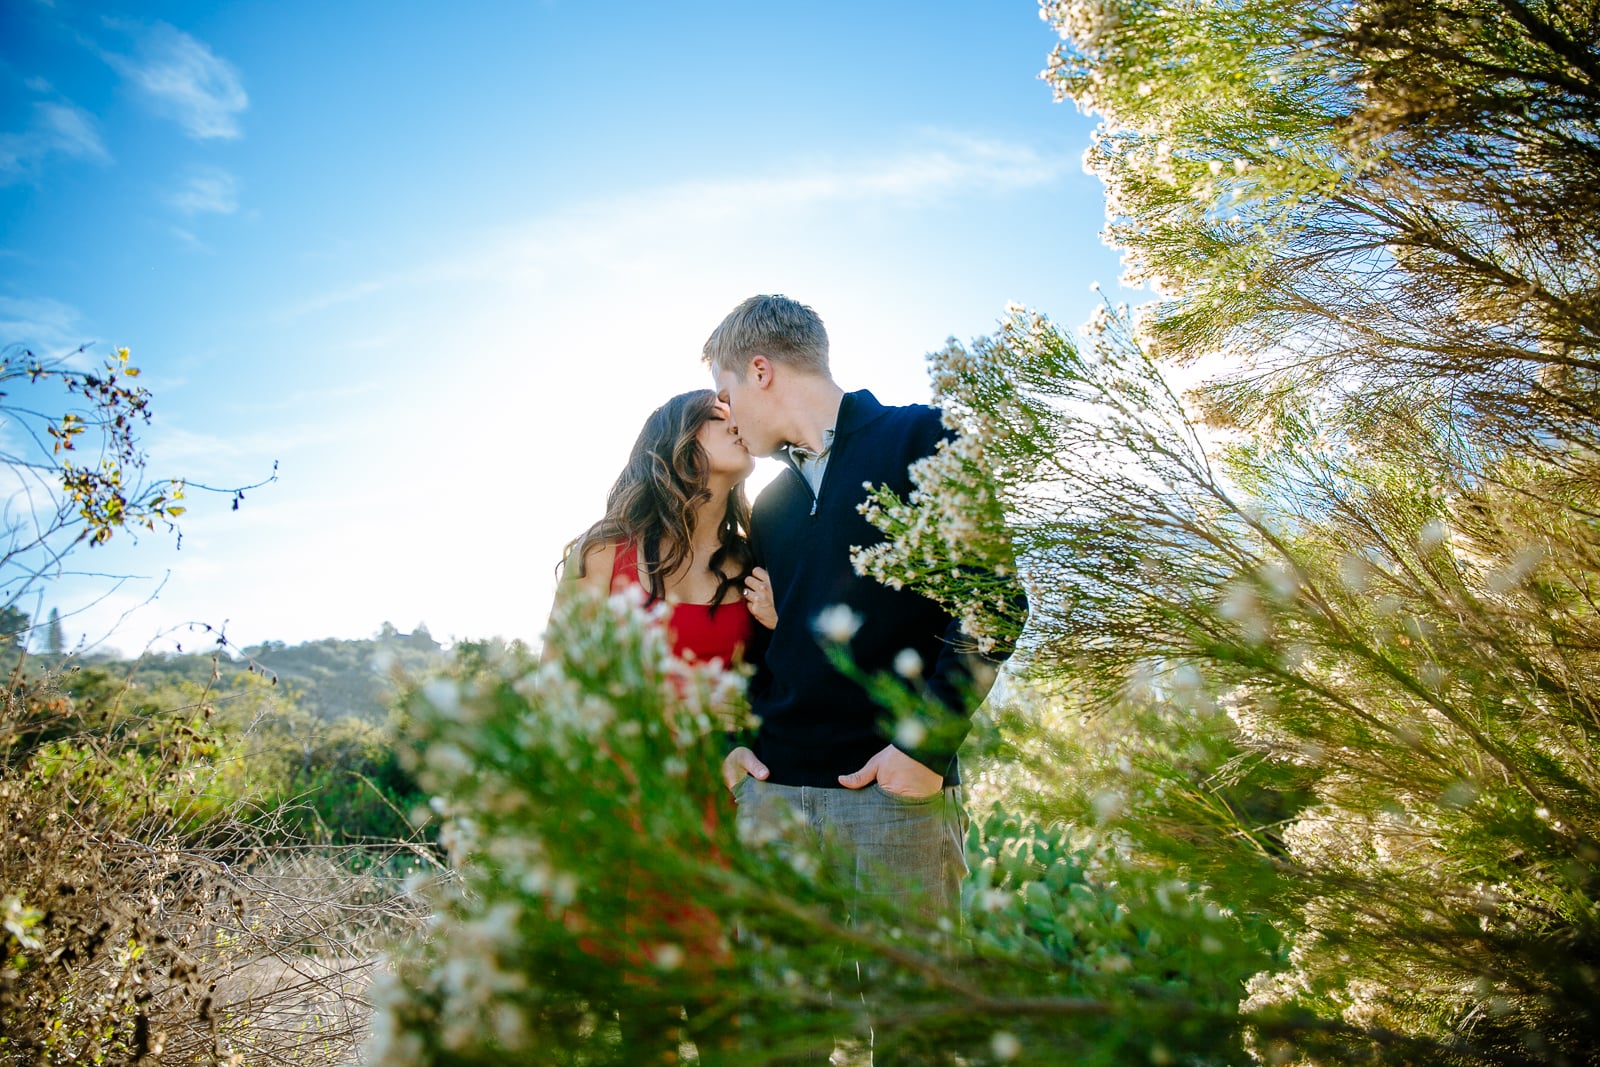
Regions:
[[714, 360, 781, 458]]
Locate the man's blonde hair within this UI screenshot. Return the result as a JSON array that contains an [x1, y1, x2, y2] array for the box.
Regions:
[[702, 294, 830, 379]]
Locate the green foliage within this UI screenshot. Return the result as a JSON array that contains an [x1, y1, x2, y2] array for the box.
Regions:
[[959, 807, 1282, 1065], [261, 710, 427, 844], [1, 655, 433, 1065], [60, 626, 444, 847], [78, 629, 441, 845], [8, 645, 431, 851], [111, 624, 450, 725], [243, 624, 450, 722]]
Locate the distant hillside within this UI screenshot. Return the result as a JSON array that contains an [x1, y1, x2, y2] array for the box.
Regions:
[[84, 623, 455, 723]]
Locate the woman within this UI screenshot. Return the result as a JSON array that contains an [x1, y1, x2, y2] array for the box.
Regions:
[[546, 389, 774, 1059], [551, 388, 775, 662]]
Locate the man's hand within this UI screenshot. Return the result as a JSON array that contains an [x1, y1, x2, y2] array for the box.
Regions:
[[723, 746, 770, 793], [838, 744, 943, 798]]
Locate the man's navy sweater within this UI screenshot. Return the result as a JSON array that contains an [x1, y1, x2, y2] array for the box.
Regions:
[[745, 389, 1011, 788]]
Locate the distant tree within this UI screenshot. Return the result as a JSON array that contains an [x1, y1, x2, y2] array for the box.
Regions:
[[0, 605, 26, 652], [43, 608, 63, 657]]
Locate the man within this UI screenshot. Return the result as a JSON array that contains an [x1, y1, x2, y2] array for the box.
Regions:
[[705, 293, 1017, 921]]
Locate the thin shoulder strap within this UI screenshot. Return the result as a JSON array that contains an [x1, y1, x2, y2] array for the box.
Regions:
[[610, 540, 640, 593]]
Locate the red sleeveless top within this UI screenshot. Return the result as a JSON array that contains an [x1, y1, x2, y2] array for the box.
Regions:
[[610, 541, 754, 667]]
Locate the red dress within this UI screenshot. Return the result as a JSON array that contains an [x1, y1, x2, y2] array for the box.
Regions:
[[609, 541, 753, 666], [604, 540, 752, 971]]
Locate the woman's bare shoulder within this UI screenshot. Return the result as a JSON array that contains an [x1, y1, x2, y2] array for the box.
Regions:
[[568, 538, 620, 595]]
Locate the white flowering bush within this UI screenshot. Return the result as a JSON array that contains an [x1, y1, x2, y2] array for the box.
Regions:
[[371, 588, 1294, 1065], [1038, 0, 1600, 449], [369, 591, 755, 1064], [853, 322, 1035, 657], [883, 290, 1600, 1063], [1021, 0, 1600, 1060]]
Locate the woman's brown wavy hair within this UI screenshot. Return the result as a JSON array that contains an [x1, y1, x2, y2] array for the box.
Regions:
[[565, 389, 753, 609]]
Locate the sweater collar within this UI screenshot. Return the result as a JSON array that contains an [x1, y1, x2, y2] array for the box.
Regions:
[[776, 390, 885, 477], [835, 389, 887, 437]]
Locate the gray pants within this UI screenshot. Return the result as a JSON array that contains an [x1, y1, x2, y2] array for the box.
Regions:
[[732, 778, 968, 925], [732, 780, 968, 1063]]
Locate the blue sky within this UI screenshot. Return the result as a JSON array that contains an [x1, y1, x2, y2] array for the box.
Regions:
[[1, 1, 1123, 654]]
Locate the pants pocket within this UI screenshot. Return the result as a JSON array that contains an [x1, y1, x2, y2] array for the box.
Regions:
[[871, 782, 942, 805]]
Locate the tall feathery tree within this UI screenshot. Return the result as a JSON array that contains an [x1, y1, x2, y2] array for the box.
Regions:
[[957, 0, 1596, 1061], [1038, 0, 1599, 447]]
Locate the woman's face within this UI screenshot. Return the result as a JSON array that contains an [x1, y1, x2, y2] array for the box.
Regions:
[[697, 400, 754, 482]]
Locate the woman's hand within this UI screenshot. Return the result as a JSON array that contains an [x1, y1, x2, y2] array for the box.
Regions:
[[744, 566, 778, 628]]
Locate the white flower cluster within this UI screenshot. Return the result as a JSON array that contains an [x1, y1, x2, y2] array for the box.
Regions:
[[812, 603, 863, 644], [530, 586, 749, 746], [369, 586, 755, 1063], [1040, 0, 1124, 55], [366, 902, 537, 1063], [850, 313, 1051, 653], [852, 446, 1018, 653], [2, 893, 42, 950]]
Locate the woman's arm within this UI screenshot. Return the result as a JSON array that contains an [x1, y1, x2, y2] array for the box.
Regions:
[[541, 540, 618, 663], [743, 566, 778, 629]]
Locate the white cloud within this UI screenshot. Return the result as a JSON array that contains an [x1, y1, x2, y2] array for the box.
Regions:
[[0, 295, 94, 360], [569, 132, 1070, 231], [169, 226, 206, 250], [35, 103, 108, 160], [718, 133, 1070, 204], [282, 133, 1073, 322], [275, 280, 386, 324], [169, 166, 238, 215], [0, 101, 111, 183], [107, 22, 247, 140]]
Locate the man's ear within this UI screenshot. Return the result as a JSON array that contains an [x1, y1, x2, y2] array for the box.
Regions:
[[751, 354, 774, 388]]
